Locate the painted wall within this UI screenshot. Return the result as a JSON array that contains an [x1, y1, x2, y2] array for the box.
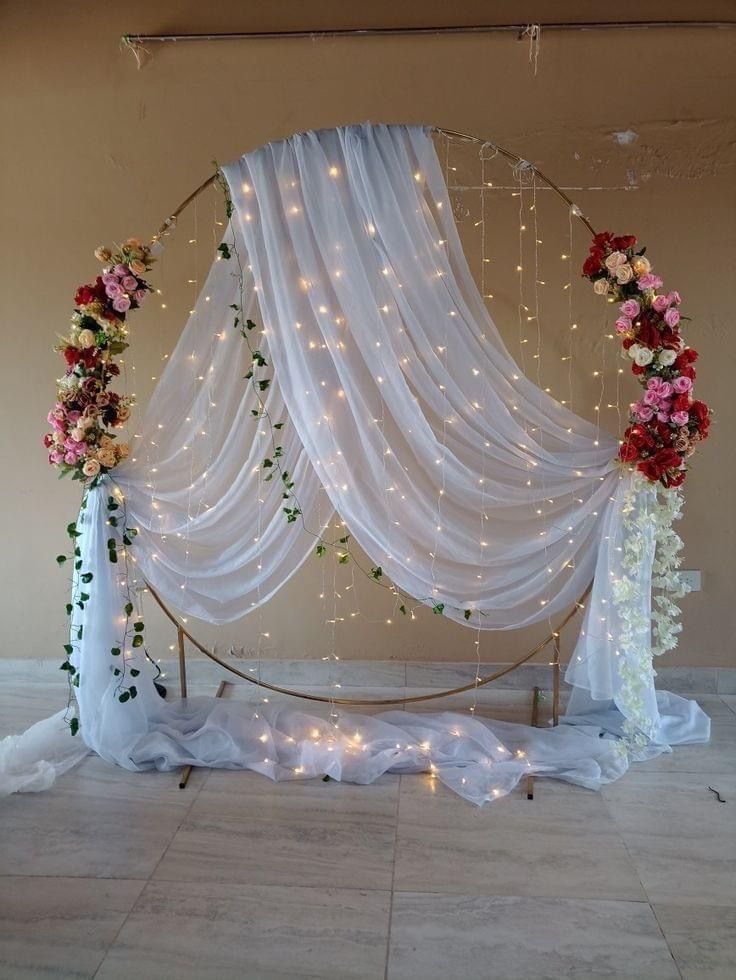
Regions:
[[1, 1, 734, 668]]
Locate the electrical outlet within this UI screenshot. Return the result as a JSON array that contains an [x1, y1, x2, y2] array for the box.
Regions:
[[680, 570, 702, 593]]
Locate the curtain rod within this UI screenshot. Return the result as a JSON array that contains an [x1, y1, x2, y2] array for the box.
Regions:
[[122, 21, 735, 45]]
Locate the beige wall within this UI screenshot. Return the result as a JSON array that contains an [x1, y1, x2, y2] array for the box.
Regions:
[[1, 1, 734, 668]]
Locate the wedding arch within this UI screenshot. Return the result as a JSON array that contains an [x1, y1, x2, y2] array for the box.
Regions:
[[3, 123, 711, 802]]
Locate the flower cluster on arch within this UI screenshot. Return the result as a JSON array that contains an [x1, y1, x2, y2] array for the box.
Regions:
[[44, 240, 156, 483], [583, 232, 710, 488]]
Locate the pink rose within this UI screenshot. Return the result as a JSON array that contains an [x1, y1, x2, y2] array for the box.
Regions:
[[634, 403, 654, 421], [638, 274, 664, 290], [643, 390, 661, 407], [122, 275, 138, 292], [656, 410, 670, 422], [64, 451, 77, 465], [615, 317, 632, 334], [113, 264, 129, 277], [664, 307, 680, 328], [113, 295, 131, 313], [105, 282, 123, 299], [652, 294, 670, 312], [667, 291, 681, 306], [133, 289, 147, 303], [102, 273, 119, 287], [620, 299, 640, 318], [671, 411, 689, 426], [672, 376, 693, 393]]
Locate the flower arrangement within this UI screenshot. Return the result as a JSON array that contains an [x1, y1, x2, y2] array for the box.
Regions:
[[44, 239, 156, 483], [582, 232, 710, 488]]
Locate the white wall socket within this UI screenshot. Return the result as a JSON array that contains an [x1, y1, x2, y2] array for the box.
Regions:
[[680, 569, 702, 592]]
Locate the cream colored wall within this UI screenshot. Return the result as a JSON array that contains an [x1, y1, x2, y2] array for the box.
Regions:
[[1, 1, 734, 667]]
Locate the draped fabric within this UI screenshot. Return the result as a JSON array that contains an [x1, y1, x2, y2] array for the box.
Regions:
[[0, 124, 710, 800]]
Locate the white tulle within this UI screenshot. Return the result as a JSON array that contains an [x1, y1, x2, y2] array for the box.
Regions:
[[0, 124, 709, 801]]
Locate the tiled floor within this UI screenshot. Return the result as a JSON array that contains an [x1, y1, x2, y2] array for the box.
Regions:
[[1, 680, 735, 979]]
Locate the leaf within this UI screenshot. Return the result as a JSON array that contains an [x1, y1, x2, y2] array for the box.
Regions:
[[69, 717, 79, 736], [56, 554, 67, 565], [74, 559, 83, 571], [339, 536, 350, 545], [217, 242, 232, 260], [65, 603, 73, 615], [118, 691, 130, 703], [110, 647, 121, 656], [66, 522, 80, 538], [464, 609, 472, 621], [133, 621, 144, 632], [80, 592, 90, 603], [129, 686, 138, 699], [107, 538, 116, 550], [124, 601, 133, 616], [77, 626, 83, 640], [132, 634, 144, 648], [315, 544, 327, 557], [60, 660, 72, 671], [63, 643, 73, 655], [81, 572, 93, 584], [432, 603, 445, 616], [246, 319, 256, 331], [108, 516, 118, 527], [130, 668, 140, 677], [337, 553, 350, 565], [262, 458, 274, 468], [107, 496, 119, 510], [273, 422, 285, 430], [371, 566, 383, 580], [257, 379, 270, 392], [399, 604, 407, 615], [108, 553, 118, 564], [113, 667, 121, 676]]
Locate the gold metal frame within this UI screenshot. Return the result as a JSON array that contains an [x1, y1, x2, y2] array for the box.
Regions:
[[145, 125, 599, 792]]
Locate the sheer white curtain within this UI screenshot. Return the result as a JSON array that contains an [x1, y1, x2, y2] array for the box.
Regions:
[[0, 123, 709, 801]]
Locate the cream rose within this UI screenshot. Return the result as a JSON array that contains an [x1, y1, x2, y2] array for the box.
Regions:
[[634, 347, 654, 367], [605, 250, 627, 271], [593, 278, 609, 296], [97, 448, 116, 468], [77, 328, 96, 349], [129, 259, 146, 276], [631, 255, 651, 277], [658, 349, 677, 367], [82, 459, 101, 477], [94, 246, 112, 262], [116, 442, 130, 460], [70, 426, 86, 442], [615, 263, 634, 284], [99, 434, 113, 450]]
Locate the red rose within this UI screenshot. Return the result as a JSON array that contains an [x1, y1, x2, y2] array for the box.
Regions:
[[619, 442, 640, 463], [672, 393, 691, 413], [64, 347, 81, 367], [636, 316, 662, 349], [611, 235, 637, 251], [622, 337, 635, 351], [690, 400, 709, 423], [663, 468, 686, 488], [638, 448, 682, 482], [74, 284, 97, 306], [678, 365, 696, 381], [632, 363, 646, 375], [651, 421, 673, 445], [583, 254, 602, 277], [592, 232, 614, 248], [675, 348, 698, 369]]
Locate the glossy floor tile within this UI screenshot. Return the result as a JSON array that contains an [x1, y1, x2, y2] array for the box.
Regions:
[[95, 880, 390, 980], [387, 893, 680, 979]]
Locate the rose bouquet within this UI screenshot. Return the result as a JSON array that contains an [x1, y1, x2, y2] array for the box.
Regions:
[[583, 232, 710, 488], [44, 239, 155, 484]]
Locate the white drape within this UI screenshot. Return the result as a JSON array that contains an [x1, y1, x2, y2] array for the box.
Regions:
[[0, 124, 709, 801]]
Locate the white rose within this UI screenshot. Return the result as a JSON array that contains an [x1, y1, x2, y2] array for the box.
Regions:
[[82, 459, 101, 477], [628, 343, 641, 360], [70, 427, 85, 442], [658, 349, 677, 367], [616, 263, 634, 284], [634, 347, 654, 367], [593, 278, 609, 296], [605, 250, 627, 271], [77, 328, 96, 349]]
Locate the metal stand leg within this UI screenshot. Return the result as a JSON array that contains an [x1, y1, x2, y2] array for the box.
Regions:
[[551, 633, 561, 727], [525, 685, 541, 800], [178, 680, 231, 789], [177, 625, 188, 700]]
